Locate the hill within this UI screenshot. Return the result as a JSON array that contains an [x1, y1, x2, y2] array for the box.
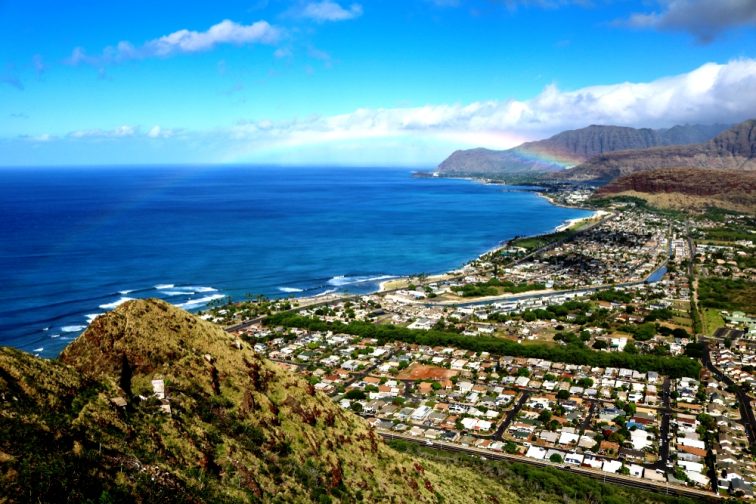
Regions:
[[0, 298, 533, 503], [594, 168, 756, 214], [558, 120, 756, 184], [437, 124, 728, 178]]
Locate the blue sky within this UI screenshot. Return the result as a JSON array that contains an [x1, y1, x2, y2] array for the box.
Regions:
[[2, 0, 756, 166]]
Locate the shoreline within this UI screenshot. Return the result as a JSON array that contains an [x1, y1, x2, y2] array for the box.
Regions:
[[372, 180, 599, 294]]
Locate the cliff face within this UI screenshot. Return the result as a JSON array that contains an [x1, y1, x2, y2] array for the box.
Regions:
[[595, 168, 756, 213], [1, 299, 525, 504], [559, 120, 756, 184], [437, 124, 729, 177]]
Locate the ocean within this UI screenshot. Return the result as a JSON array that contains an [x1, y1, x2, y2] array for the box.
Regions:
[[0, 166, 592, 357]]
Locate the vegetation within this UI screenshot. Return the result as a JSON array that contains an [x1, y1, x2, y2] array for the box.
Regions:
[[266, 313, 702, 378], [451, 278, 546, 297], [510, 229, 575, 252], [698, 277, 756, 314], [0, 299, 530, 504], [388, 439, 703, 504]]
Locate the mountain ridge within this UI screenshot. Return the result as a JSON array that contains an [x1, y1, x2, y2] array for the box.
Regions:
[[437, 123, 729, 177], [557, 119, 756, 184]]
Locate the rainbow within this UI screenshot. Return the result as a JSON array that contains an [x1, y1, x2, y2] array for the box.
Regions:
[[508, 143, 584, 169]]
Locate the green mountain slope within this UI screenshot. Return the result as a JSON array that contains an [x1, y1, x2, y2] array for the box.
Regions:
[[1, 299, 526, 503]]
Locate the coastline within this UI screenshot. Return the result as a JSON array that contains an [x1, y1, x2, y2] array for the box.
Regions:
[[373, 180, 599, 294]]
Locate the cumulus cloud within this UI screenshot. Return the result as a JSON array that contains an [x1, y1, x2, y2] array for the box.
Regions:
[[296, 1, 363, 22], [227, 58, 756, 151], [11, 59, 756, 165], [66, 19, 282, 66], [624, 0, 756, 42]]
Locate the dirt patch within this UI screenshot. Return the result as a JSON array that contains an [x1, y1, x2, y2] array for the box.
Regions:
[[397, 363, 458, 381]]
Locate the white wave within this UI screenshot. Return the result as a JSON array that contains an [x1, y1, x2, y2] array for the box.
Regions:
[[175, 293, 225, 310], [33, 347, 43, 353], [154, 283, 175, 289], [315, 288, 337, 297], [188, 286, 218, 293], [50, 334, 60, 339], [278, 287, 304, 293], [99, 297, 134, 310], [159, 286, 216, 296], [119, 289, 135, 295], [61, 325, 85, 333], [327, 274, 395, 287], [42, 326, 49, 331], [85, 313, 104, 323], [160, 290, 193, 296]]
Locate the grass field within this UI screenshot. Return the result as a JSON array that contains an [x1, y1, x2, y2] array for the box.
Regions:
[[702, 308, 726, 337], [699, 277, 756, 315]]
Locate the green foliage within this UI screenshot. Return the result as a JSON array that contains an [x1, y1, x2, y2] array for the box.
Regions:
[[592, 289, 632, 304], [266, 313, 701, 378], [631, 322, 657, 341], [698, 277, 756, 314], [510, 229, 575, 251], [345, 389, 366, 400], [450, 278, 546, 297]]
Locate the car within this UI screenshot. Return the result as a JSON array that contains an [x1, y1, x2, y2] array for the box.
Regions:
[[425, 440, 434, 446]]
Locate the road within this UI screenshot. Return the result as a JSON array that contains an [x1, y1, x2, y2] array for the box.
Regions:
[[492, 391, 530, 441], [702, 343, 756, 447], [379, 431, 720, 502], [655, 377, 671, 470]]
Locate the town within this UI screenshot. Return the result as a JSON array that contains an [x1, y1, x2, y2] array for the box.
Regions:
[[204, 193, 756, 500]]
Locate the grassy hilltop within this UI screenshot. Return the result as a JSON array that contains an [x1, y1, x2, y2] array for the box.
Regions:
[[0, 299, 525, 503]]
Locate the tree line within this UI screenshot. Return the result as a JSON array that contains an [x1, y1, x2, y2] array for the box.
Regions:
[[265, 313, 701, 378]]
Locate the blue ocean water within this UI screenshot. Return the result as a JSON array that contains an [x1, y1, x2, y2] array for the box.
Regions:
[[0, 166, 591, 357]]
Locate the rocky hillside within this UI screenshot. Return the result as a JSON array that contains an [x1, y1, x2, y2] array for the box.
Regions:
[[558, 120, 756, 184], [595, 168, 756, 213], [0, 299, 529, 504], [437, 124, 728, 178]]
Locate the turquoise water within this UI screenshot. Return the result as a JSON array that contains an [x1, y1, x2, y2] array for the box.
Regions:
[[0, 166, 591, 357]]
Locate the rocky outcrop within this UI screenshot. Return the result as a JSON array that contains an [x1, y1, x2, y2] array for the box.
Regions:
[[559, 120, 756, 184]]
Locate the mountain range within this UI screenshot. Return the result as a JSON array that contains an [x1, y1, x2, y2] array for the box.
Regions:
[[557, 119, 756, 184], [437, 124, 730, 177]]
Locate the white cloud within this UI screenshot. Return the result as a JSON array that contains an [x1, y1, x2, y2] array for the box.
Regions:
[[297, 1, 363, 22], [12, 59, 756, 166], [68, 125, 138, 139], [66, 19, 282, 66], [145, 20, 281, 57], [226, 58, 756, 154], [624, 0, 756, 42]]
